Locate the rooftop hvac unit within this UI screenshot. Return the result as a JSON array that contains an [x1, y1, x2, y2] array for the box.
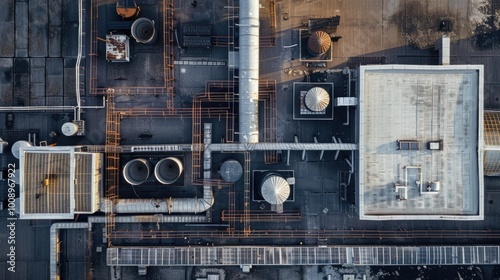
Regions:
[[123, 158, 151, 185], [154, 157, 183, 185]]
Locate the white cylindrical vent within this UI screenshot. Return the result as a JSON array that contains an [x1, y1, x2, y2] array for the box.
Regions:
[[61, 122, 79, 136], [154, 157, 183, 184], [123, 158, 151, 185]]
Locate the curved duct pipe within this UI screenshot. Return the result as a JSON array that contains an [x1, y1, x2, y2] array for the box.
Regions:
[[238, 0, 260, 143]]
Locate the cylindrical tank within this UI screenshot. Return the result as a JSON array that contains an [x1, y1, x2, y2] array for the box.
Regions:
[[260, 173, 290, 205], [220, 159, 243, 183], [307, 30, 331, 56], [305, 87, 330, 112], [154, 157, 183, 184], [11, 140, 32, 159], [116, 0, 140, 20], [131, 18, 157, 45], [61, 122, 79, 136], [123, 158, 151, 185]]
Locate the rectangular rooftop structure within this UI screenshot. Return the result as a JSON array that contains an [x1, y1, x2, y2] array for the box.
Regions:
[[19, 146, 102, 219], [357, 65, 484, 220]]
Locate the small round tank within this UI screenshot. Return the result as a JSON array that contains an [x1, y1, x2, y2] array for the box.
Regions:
[[131, 18, 157, 45], [61, 122, 79, 136], [154, 157, 183, 184], [123, 158, 151, 185], [260, 173, 290, 205], [220, 159, 243, 183], [11, 140, 32, 159]]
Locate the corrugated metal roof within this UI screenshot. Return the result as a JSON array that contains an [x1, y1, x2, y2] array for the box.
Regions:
[[23, 152, 71, 214], [74, 153, 93, 212]]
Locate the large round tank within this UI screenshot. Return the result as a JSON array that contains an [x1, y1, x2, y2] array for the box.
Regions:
[[307, 31, 331, 56], [154, 157, 183, 184], [11, 140, 32, 159], [260, 174, 290, 205], [61, 122, 79, 136], [305, 87, 330, 112], [123, 158, 151, 185], [220, 159, 243, 183], [131, 18, 157, 45]]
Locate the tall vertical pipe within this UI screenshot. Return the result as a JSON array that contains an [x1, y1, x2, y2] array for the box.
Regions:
[[238, 0, 260, 143]]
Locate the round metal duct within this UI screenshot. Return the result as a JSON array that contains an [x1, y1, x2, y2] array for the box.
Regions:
[[260, 174, 290, 205], [131, 18, 157, 45], [220, 159, 243, 183], [123, 158, 151, 185], [154, 157, 183, 184], [307, 31, 331, 56], [305, 87, 330, 112]]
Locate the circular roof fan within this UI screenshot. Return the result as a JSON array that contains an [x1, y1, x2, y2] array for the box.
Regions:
[[305, 87, 330, 112], [307, 31, 331, 55], [131, 18, 157, 45], [123, 158, 151, 185], [155, 157, 183, 185], [261, 175, 290, 205]]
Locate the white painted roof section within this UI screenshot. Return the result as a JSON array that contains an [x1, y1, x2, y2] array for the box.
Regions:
[[358, 65, 484, 220]]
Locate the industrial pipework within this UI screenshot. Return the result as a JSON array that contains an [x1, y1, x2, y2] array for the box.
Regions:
[[238, 0, 260, 143]]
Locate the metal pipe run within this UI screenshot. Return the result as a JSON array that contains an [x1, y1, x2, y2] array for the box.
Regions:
[[238, 0, 260, 143]]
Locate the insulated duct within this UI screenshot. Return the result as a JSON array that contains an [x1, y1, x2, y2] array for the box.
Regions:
[[238, 0, 260, 143], [108, 194, 213, 214]]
